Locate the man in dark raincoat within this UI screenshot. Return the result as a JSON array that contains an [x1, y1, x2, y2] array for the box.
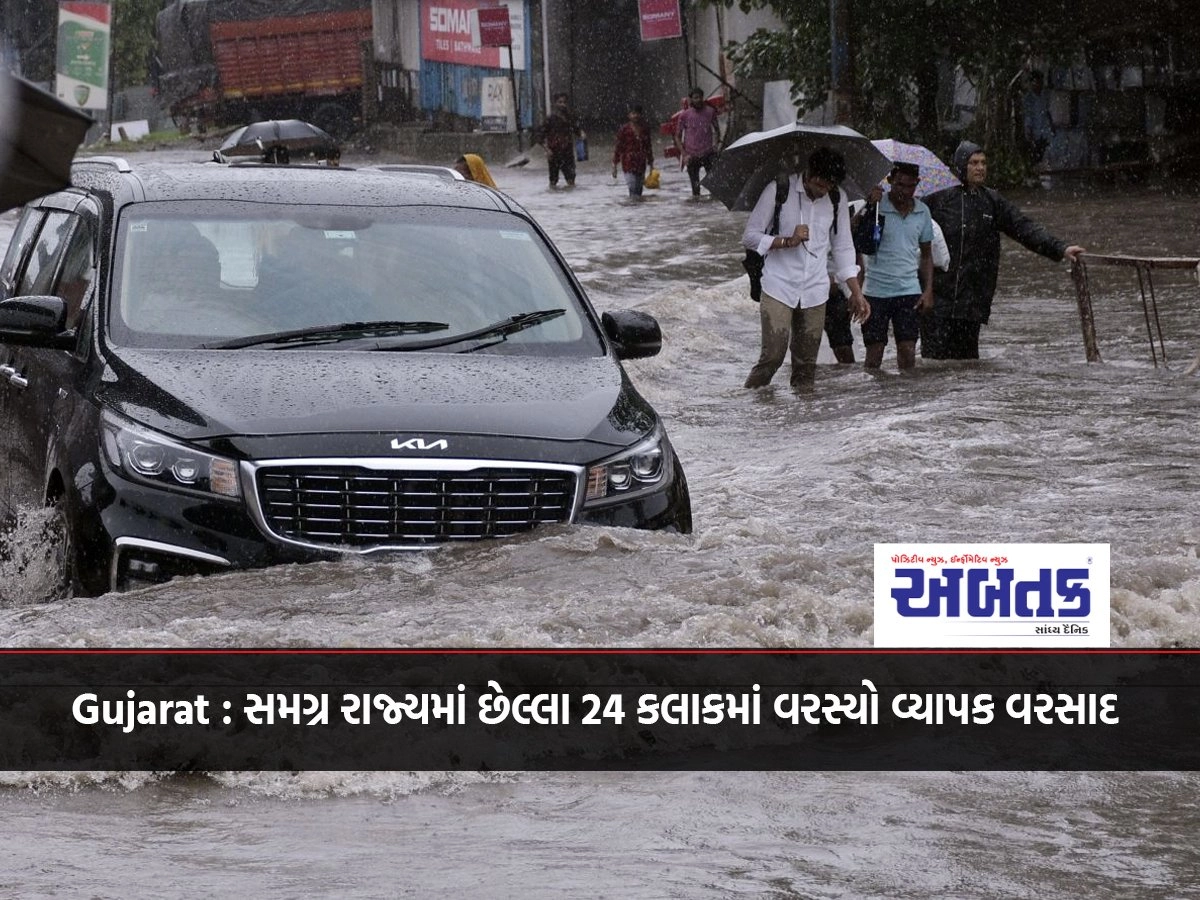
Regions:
[[921, 140, 1084, 359]]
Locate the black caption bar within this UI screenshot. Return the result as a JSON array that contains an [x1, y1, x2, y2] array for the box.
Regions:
[[1, 651, 1197, 771]]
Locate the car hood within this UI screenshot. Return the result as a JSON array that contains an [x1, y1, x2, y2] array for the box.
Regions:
[[100, 348, 655, 447]]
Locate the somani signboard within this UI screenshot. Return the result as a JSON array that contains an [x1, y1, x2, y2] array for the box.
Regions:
[[421, 0, 526, 71]]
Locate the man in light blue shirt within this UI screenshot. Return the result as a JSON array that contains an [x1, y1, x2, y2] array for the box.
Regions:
[[859, 162, 933, 370]]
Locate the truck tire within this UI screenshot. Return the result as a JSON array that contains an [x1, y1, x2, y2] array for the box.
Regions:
[[312, 102, 354, 140]]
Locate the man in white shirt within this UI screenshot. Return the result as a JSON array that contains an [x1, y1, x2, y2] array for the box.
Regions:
[[743, 146, 869, 390]]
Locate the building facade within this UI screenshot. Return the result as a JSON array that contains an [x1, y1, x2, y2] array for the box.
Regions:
[[371, 0, 781, 136]]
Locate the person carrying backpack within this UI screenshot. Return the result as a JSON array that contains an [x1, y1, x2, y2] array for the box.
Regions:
[[742, 146, 870, 391]]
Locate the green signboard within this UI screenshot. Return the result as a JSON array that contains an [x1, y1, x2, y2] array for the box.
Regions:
[[56, 2, 111, 111]]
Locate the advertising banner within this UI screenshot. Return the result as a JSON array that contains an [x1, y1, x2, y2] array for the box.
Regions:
[[56, 1, 110, 111], [473, 6, 512, 48], [421, 0, 526, 70], [638, 0, 682, 42]]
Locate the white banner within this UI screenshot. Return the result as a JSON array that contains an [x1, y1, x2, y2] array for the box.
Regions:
[[480, 76, 515, 132]]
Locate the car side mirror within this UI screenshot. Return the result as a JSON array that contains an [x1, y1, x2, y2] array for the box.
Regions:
[[602, 309, 661, 360], [0, 295, 75, 349]]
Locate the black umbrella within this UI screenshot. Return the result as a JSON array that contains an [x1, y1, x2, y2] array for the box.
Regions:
[[216, 119, 339, 163], [702, 122, 893, 211], [0, 71, 94, 213]]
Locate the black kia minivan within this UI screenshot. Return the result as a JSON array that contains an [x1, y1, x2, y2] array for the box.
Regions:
[[0, 159, 690, 596]]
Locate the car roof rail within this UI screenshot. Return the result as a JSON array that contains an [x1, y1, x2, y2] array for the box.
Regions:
[[73, 156, 133, 173], [372, 164, 465, 181], [218, 158, 350, 170]]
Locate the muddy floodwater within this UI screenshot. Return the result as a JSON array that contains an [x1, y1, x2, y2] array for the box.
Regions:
[[1, 145, 1199, 897]]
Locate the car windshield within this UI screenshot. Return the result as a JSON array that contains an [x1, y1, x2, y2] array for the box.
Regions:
[[107, 202, 603, 356]]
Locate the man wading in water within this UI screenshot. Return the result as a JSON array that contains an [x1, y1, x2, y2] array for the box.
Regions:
[[859, 162, 934, 371], [742, 147, 869, 391], [921, 140, 1084, 360]]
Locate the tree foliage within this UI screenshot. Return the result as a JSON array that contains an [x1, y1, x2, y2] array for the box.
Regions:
[[110, 0, 161, 90], [716, 0, 1105, 163]]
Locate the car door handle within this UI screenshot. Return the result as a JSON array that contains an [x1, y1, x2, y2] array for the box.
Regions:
[[4, 364, 28, 388]]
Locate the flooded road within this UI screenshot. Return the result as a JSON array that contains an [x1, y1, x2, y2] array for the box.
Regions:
[[1, 145, 1199, 897]]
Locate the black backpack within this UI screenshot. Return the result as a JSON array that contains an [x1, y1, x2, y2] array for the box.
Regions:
[[851, 198, 883, 255]]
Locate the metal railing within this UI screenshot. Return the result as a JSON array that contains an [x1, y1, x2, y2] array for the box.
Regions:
[[1070, 254, 1200, 370]]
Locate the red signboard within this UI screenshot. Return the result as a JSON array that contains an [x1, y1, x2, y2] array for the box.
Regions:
[[422, 0, 524, 69], [61, 1, 110, 22], [476, 6, 511, 47], [638, 0, 682, 42]]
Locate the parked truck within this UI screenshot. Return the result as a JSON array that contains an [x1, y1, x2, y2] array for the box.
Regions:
[[155, 0, 374, 138]]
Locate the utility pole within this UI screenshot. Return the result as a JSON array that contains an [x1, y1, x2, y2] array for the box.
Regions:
[[828, 0, 854, 124], [680, 0, 693, 92]]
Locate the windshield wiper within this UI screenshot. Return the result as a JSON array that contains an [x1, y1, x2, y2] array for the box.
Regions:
[[381, 309, 567, 353], [201, 320, 450, 350]]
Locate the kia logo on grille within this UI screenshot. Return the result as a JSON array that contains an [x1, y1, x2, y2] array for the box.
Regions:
[[390, 437, 449, 451]]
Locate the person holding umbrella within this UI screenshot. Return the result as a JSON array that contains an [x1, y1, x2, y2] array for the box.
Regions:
[[859, 162, 934, 372], [214, 120, 340, 167], [921, 140, 1084, 360], [743, 146, 869, 391]]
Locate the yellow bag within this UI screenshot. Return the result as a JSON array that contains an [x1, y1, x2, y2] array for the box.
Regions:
[[644, 168, 661, 189]]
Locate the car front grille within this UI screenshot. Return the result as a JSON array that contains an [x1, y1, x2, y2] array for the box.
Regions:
[[254, 464, 579, 548]]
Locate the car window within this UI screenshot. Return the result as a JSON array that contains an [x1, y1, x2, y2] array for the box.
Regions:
[[0, 207, 45, 299], [53, 215, 96, 330], [17, 210, 73, 297], [108, 202, 604, 356]]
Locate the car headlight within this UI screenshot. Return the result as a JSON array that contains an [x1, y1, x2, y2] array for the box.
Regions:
[[584, 430, 671, 507], [100, 409, 241, 499]]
